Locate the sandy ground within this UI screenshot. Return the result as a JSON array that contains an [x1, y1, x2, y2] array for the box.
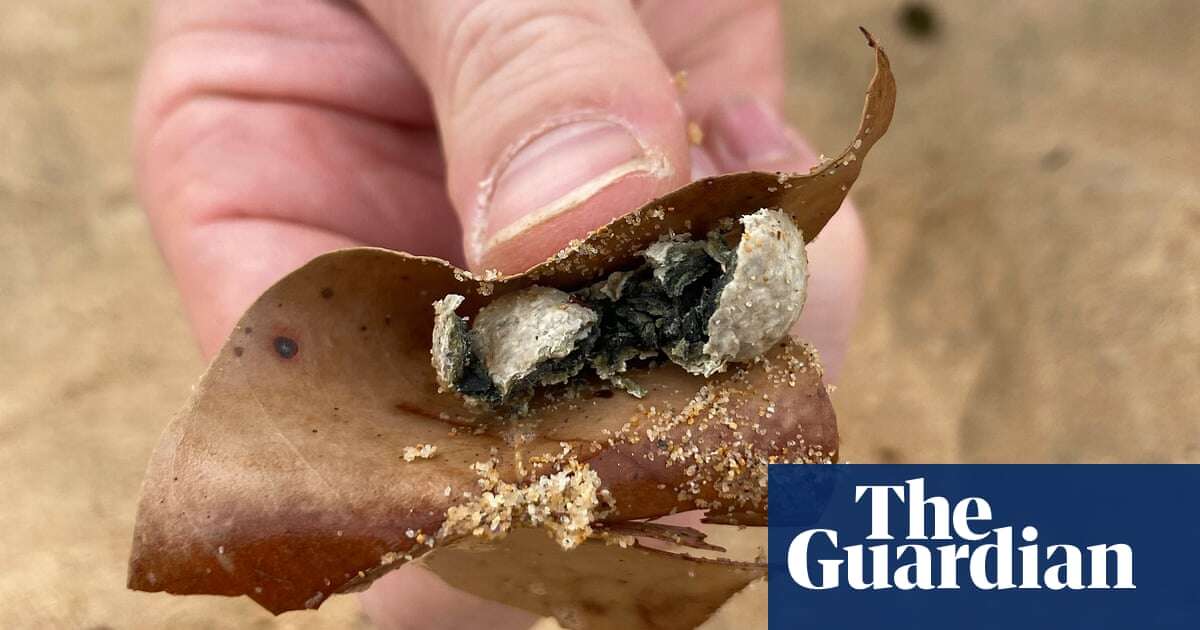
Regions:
[[2, 1, 1197, 627]]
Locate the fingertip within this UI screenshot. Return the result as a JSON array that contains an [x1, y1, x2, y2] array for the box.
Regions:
[[689, 145, 719, 181], [792, 200, 869, 383], [469, 101, 689, 272], [367, 1, 692, 273], [476, 165, 681, 273], [360, 565, 538, 630], [704, 96, 819, 173]]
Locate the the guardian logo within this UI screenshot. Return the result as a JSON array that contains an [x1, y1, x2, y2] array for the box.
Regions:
[[787, 478, 1136, 591]]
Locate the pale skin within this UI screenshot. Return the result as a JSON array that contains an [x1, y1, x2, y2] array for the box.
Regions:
[[136, 1, 867, 627]]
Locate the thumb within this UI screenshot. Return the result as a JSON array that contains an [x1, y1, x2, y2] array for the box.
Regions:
[[363, 0, 690, 272]]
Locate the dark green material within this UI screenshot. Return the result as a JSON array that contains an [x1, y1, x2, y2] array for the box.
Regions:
[[446, 233, 740, 407]]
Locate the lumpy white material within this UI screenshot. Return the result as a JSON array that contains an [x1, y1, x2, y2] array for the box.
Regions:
[[698, 208, 808, 375], [430, 294, 467, 390], [471, 286, 597, 395]]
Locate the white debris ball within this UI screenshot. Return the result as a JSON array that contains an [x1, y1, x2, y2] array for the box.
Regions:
[[698, 208, 808, 375], [471, 286, 597, 395]]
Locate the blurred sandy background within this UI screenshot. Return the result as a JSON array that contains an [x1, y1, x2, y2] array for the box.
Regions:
[[2, 0, 1197, 627]]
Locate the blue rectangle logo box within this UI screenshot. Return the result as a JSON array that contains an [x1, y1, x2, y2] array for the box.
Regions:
[[768, 465, 1199, 628]]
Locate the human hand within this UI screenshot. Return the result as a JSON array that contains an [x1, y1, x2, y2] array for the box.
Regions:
[[136, 1, 866, 627]]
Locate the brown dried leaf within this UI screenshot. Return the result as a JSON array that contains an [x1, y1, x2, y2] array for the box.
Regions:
[[415, 528, 763, 630], [127, 31, 894, 621], [593, 521, 725, 553]]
